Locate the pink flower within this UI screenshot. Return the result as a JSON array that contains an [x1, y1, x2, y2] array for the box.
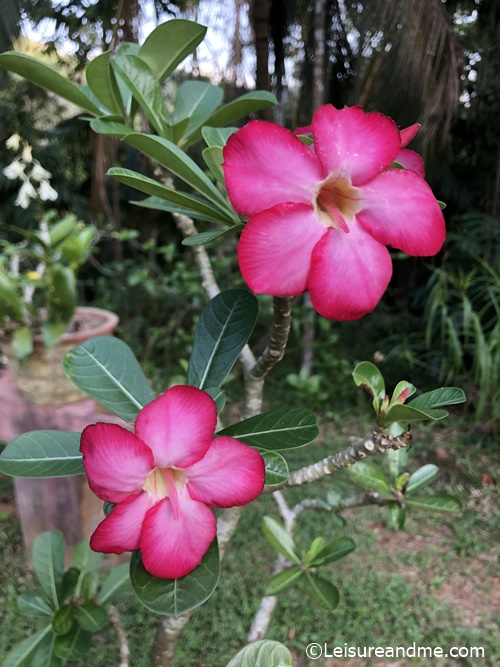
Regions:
[[80, 386, 265, 579], [223, 105, 445, 320]]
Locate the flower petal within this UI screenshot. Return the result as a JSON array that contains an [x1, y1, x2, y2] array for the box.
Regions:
[[90, 492, 156, 554], [135, 387, 217, 468], [140, 492, 216, 579], [357, 169, 446, 256], [81, 423, 154, 503], [238, 203, 327, 296], [223, 120, 324, 216], [400, 123, 420, 147], [312, 105, 401, 186], [395, 148, 425, 178], [308, 223, 392, 320], [185, 436, 265, 507]]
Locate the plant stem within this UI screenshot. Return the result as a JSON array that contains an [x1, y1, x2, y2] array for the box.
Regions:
[[106, 605, 130, 667]]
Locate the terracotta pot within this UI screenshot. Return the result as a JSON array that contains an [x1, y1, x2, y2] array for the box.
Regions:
[[1, 306, 119, 405]]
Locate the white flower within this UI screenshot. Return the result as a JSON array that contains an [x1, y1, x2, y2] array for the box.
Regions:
[[5, 133, 21, 151], [2, 160, 25, 180], [30, 162, 52, 182], [14, 180, 37, 209], [21, 144, 33, 163], [38, 179, 58, 202]]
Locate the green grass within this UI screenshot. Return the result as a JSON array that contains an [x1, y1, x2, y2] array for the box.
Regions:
[[1, 416, 498, 666]]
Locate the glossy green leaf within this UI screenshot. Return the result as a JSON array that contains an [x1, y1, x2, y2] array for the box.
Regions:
[[387, 503, 406, 530], [305, 537, 326, 564], [262, 516, 300, 565], [32, 531, 65, 608], [202, 146, 226, 185], [63, 336, 156, 422], [309, 537, 356, 567], [111, 42, 140, 117], [86, 51, 123, 116], [226, 640, 293, 667], [0, 272, 24, 321], [389, 380, 416, 407], [12, 326, 33, 360], [262, 451, 289, 486], [75, 603, 108, 632], [140, 20, 207, 83], [187, 289, 258, 390], [352, 361, 385, 411], [218, 408, 318, 451], [173, 80, 224, 138], [81, 572, 99, 602], [204, 386, 226, 413], [52, 605, 74, 636], [347, 461, 392, 498], [71, 541, 103, 573], [31, 634, 60, 667], [303, 573, 339, 611], [404, 494, 462, 513], [187, 91, 277, 145], [109, 168, 231, 223], [95, 563, 131, 605], [53, 627, 91, 661], [265, 568, 303, 596], [202, 126, 238, 148], [408, 387, 466, 410], [132, 195, 234, 225], [405, 464, 439, 495], [0, 52, 101, 115], [182, 228, 237, 246], [0, 430, 82, 478], [385, 447, 408, 486], [89, 118, 132, 138], [1, 626, 53, 667], [123, 133, 233, 214], [17, 593, 53, 618], [384, 403, 449, 424], [129, 539, 220, 617]]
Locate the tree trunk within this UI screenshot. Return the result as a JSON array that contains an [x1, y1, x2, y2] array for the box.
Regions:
[[251, 0, 273, 120]]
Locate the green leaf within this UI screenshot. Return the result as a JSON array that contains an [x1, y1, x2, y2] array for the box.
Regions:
[[226, 640, 293, 667], [112, 56, 169, 135], [202, 146, 226, 185], [265, 568, 303, 596], [89, 118, 132, 138], [347, 461, 392, 498], [262, 451, 289, 486], [80, 572, 99, 602], [389, 381, 416, 407], [0, 272, 24, 322], [384, 404, 449, 424], [12, 327, 33, 360], [408, 387, 466, 410], [182, 228, 237, 246], [86, 51, 123, 116], [95, 563, 131, 605], [204, 386, 226, 413], [262, 516, 300, 565], [52, 605, 74, 636], [123, 133, 233, 214], [129, 539, 220, 617], [1, 626, 53, 667], [31, 634, 60, 667], [202, 126, 238, 148], [0, 431, 83, 478], [112, 43, 141, 118], [71, 541, 103, 573], [387, 503, 406, 530], [53, 627, 91, 661], [63, 336, 156, 422], [404, 494, 462, 513], [75, 603, 108, 632], [309, 537, 356, 567], [140, 20, 207, 83], [405, 464, 439, 495], [303, 573, 339, 611], [59, 569, 79, 604], [187, 289, 258, 390], [32, 531, 65, 608], [173, 81, 224, 139], [352, 361, 385, 411], [109, 168, 231, 223], [218, 407, 318, 451], [385, 448, 408, 486], [17, 593, 53, 618], [187, 91, 277, 145], [132, 196, 234, 225], [305, 537, 326, 564], [0, 52, 101, 115]]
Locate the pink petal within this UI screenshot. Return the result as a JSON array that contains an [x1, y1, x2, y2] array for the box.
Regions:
[[90, 492, 156, 554], [134, 387, 217, 468], [140, 492, 216, 579], [312, 105, 401, 186], [308, 223, 392, 320], [223, 120, 324, 216], [400, 123, 420, 147], [185, 436, 265, 507], [357, 169, 445, 256], [81, 423, 154, 503], [238, 203, 327, 296], [395, 148, 425, 178]]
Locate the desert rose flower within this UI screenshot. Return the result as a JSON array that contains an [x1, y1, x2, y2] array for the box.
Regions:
[[81, 385, 265, 579], [223, 104, 446, 320]]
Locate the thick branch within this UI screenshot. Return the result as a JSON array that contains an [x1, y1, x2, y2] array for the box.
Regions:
[[106, 605, 130, 667]]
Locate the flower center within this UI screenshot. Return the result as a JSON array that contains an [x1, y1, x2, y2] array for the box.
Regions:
[[315, 175, 360, 233], [143, 467, 187, 520]]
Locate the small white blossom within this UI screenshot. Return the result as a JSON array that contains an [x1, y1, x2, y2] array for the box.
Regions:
[[38, 179, 58, 202], [14, 180, 37, 209], [21, 144, 33, 163], [30, 162, 52, 182], [5, 133, 21, 151], [2, 160, 25, 180]]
